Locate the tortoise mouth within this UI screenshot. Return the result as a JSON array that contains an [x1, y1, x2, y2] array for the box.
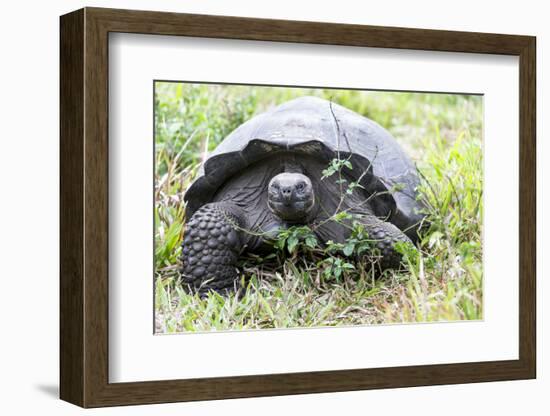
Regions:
[[268, 199, 314, 222]]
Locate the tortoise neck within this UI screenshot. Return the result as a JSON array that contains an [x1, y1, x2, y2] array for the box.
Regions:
[[282, 154, 304, 174]]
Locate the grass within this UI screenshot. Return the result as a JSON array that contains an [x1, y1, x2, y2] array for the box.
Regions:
[[154, 82, 483, 333]]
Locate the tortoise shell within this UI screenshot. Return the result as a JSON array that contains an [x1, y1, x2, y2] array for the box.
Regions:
[[184, 96, 424, 234]]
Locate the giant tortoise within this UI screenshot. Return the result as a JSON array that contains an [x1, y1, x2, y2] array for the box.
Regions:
[[180, 96, 426, 293]]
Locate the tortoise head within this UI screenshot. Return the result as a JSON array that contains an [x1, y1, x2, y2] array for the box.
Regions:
[[267, 172, 315, 222]]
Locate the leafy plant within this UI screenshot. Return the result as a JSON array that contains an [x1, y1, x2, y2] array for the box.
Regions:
[[321, 158, 353, 179], [273, 226, 318, 255], [318, 257, 356, 282]]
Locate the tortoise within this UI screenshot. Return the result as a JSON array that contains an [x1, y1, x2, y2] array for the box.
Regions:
[[180, 96, 426, 293]]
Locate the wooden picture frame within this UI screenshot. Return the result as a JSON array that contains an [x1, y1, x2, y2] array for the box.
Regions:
[[60, 7, 536, 408]]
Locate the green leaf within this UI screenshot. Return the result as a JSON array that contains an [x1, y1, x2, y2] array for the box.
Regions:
[[287, 236, 299, 254], [343, 243, 355, 257], [343, 262, 355, 270], [390, 182, 406, 192], [333, 211, 352, 222], [305, 236, 318, 249]]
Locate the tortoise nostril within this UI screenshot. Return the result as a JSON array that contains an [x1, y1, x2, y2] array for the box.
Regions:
[[282, 187, 292, 195]]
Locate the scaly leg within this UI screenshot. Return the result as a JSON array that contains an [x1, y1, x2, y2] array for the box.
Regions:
[[358, 214, 413, 268], [314, 213, 413, 269], [180, 203, 244, 294]]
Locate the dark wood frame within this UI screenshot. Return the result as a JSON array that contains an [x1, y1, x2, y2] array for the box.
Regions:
[[60, 7, 536, 408]]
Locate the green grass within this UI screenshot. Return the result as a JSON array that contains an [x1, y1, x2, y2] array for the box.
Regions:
[[154, 82, 483, 333]]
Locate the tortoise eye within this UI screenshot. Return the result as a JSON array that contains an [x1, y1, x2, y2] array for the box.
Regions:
[[296, 182, 305, 191]]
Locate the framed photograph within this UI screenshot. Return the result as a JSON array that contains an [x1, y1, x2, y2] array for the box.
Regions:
[[60, 7, 536, 408]]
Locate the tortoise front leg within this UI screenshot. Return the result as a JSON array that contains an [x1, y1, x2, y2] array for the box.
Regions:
[[358, 214, 413, 269], [314, 213, 413, 269], [180, 203, 244, 294]]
